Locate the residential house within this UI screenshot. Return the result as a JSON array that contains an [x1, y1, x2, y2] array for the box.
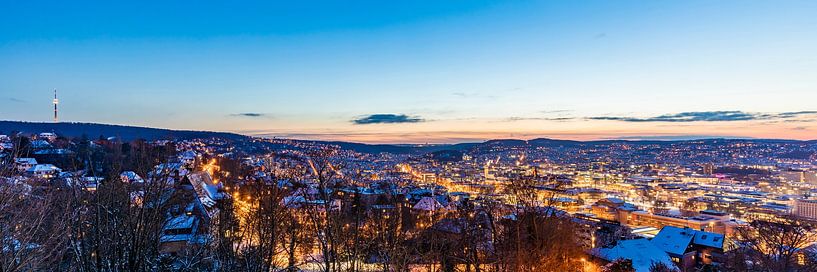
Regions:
[[650, 226, 725, 270], [25, 164, 60, 178]]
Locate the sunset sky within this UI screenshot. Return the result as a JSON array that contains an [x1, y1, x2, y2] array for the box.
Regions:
[[2, 1, 816, 143]]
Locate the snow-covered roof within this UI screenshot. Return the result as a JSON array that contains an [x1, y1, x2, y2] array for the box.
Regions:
[[693, 231, 724, 249], [282, 195, 306, 207], [553, 197, 578, 203], [650, 226, 725, 256], [120, 171, 144, 183], [408, 188, 432, 196], [188, 171, 222, 207], [34, 149, 74, 155], [178, 150, 198, 160], [413, 196, 445, 211], [651, 226, 702, 256], [593, 239, 675, 272], [606, 197, 625, 204], [277, 179, 293, 188], [15, 158, 37, 165], [30, 140, 51, 149], [161, 214, 198, 243], [82, 176, 104, 182], [26, 164, 60, 173], [165, 214, 196, 230]]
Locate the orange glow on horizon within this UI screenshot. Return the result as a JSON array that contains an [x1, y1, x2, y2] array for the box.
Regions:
[[231, 119, 815, 144]]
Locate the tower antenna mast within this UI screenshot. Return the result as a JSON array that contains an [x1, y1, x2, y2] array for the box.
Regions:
[[53, 89, 59, 122]]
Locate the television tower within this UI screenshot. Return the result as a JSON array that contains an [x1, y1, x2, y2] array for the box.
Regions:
[[53, 89, 59, 123]]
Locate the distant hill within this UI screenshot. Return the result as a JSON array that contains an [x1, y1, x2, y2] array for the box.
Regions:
[[0, 121, 248, 141], [2, 121, 813, 155], [306, 136, 817, 155], [308, 141, 477, 154], [429, 149, 464, 162]]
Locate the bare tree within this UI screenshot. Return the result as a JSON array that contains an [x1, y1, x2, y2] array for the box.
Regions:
[[0, 181, 67, 271], [299, 148, 348, 272], [61, 140, 180, 271], [210, 195, 241, 270], [234, 177, 290, 272], [494, 174, 585, 272], [724, 216, 817, 272], [363, 189, 414, 272], [603, 259, 634, 272], [649, 261, 679, 272]]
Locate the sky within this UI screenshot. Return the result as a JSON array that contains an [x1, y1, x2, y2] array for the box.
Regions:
[[1, 1, 816, 143]]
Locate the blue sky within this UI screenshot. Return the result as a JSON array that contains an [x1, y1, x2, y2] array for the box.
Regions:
[[2, 1, 816, 143]]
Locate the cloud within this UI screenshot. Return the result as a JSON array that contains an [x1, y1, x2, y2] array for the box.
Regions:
[[505, 116, 576, 122], [7, 97, 25, 103], [451, 92, 496, 99], [589, 111, 817, 123], [352, 114, 424, 125], [778, 111, 817, 118], [230, 113, 266, 117]]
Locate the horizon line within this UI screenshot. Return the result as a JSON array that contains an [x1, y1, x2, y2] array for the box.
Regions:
[[2, 119, 815, 145]]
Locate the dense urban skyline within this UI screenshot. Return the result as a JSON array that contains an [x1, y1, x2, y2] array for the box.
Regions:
[[2, 1, 817, 143]]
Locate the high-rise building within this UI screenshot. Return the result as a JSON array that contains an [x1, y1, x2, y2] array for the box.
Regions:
[[702, 163, 715, 175], [795, 199, 817, 220], [781, 171, 805, 182]]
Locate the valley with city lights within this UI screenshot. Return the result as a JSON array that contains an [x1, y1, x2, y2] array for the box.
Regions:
[[3, 1, 817, 271], [1, 128, 817, 271]]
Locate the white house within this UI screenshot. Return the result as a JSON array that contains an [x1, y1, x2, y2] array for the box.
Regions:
[[187, 171, 223, 209], [15, 158, 38, 172], [38, 132, 57, 141], [25, 164, 61, 178], [592, 238, 676, 272], [413, 196, 450, 211]]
